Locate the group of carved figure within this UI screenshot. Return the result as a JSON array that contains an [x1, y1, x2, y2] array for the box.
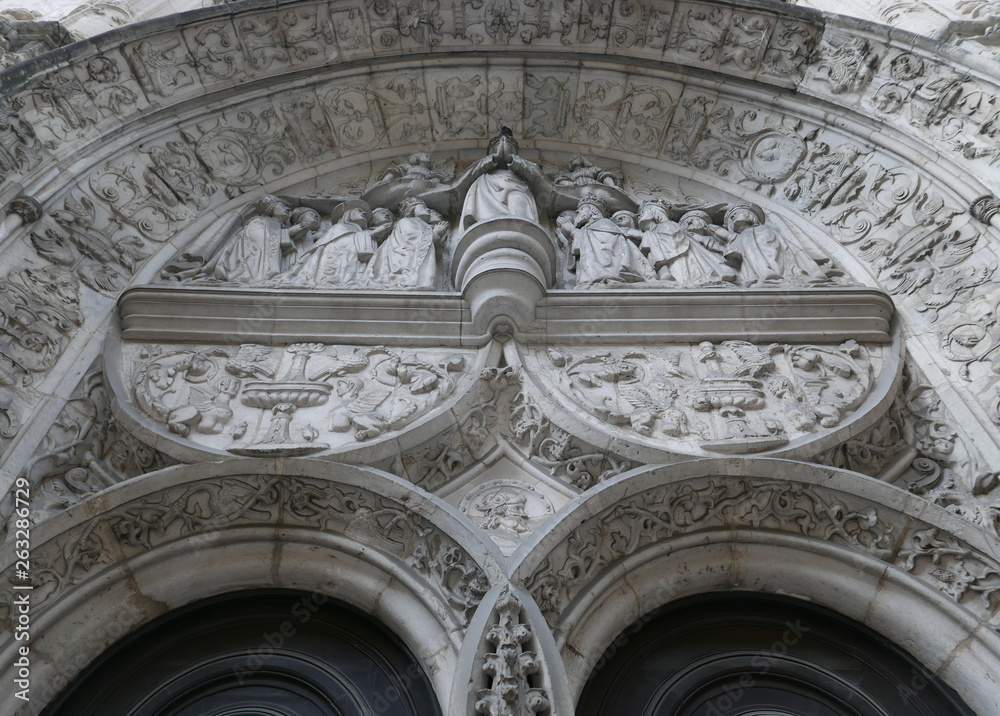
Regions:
[[165, 128, 841, 291], [175, 193, 447, 290], [561, 196, 838, 289]]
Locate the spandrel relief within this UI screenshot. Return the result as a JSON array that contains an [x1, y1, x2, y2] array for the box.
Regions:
[[124, 342, 476, 457], [155, 129, 855, 293], [525, 340, 884, 455]]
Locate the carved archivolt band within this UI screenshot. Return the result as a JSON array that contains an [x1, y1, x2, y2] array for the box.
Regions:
[[4, 457, 1000, 713], [0, 459, 506, 715]]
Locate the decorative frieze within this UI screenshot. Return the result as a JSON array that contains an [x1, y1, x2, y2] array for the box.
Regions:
[[0, 364, 173, 543], [124, 341, 474, 458], [383, 366, 637, 492], [526, 340, 886, 456], [525, 478, 897, 625], [0, 472, 489, 629]]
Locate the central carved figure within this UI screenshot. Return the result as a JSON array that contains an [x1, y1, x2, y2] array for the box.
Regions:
[[459, 127, 540, 228]]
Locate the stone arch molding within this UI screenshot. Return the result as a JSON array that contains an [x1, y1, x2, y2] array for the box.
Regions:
[[2, 0, 1000, 712], [507, 458, 1000, 713], [4, 458, 1000, 713], [0, 459, 507, 714]]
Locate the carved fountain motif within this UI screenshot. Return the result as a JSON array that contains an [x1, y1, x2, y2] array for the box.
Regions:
[[127, 342, 473, 458], [529, 340, 880, 455], [230, 342, 332, 456]]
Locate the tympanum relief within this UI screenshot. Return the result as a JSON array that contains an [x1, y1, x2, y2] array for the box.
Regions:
[[527, 340, 883, 455], [125, 342, 474, 457], [156, 128, 853, 293], [115, 133, 895, 470]]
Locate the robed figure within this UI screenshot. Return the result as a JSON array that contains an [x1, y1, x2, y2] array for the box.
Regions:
[[724, 204, 829, 287], [283, 201, 391, 287], [459, 127, 539, 229], [365, 197, 448, 289], [638, 201, 737, 286], [563, 198, 656, 288], [203, 195, 313, 283]]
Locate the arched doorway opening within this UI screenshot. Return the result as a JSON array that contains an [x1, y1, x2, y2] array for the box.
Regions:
[[41, 590, 441, 716], [578, 593, 973, 716]]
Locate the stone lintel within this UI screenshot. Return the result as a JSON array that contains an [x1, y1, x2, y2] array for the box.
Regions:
[[118, 285, 893, 345]]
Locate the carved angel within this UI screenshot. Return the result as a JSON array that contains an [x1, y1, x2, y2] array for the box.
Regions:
[[372, 152, 456, 187], [328, 352, 465, 441], [547, 154, 623, 188]]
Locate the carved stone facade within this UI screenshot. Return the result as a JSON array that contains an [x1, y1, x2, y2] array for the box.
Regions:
[[2, 0, 1000, 714]]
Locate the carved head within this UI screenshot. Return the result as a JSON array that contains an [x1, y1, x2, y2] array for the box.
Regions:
[[637, 199, 670, 230], [487, 126, 518, 156], [371, 207, 394, 226], [611, 210, 636, 230], [290, 207, 320, 230], [332, 199, 372, 227], [680, 210, 713, 232], [408, 152, 432, 167], [256, 194, 290, 220], [399, 196, 430, 220], [724, 203, 765, 232], [576, 196, 607, 226]]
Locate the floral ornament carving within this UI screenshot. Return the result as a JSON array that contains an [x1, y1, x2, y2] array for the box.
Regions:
[[187, 107, 299, 196], [0, 100, 45, 184], [808, 36, 882, 96], [0, 474, 488, 627], [475, 586, 550, 716], [775, 135, 988, 322], [940, 293, 1000, 396], [509, 389, 636, 489], [692, 105, 813, 188], [532, 341, 876, 455], [0, 264, 82, 377], [385, 367, 636, 492], [526, 479, 895, 625], [124, 35, 197, 99], [897, 528, 1000, 610], [128, 343, 472, 456], [815, 362, 1000, 538], [86, 158, 197, 242], [0, 361, 19, 446], [19, 53, 144, 148], [387, 367, 517, 490], [0, 364, 173, 543], [30, 196, 151, 295], [139, 137, 219, 211]]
